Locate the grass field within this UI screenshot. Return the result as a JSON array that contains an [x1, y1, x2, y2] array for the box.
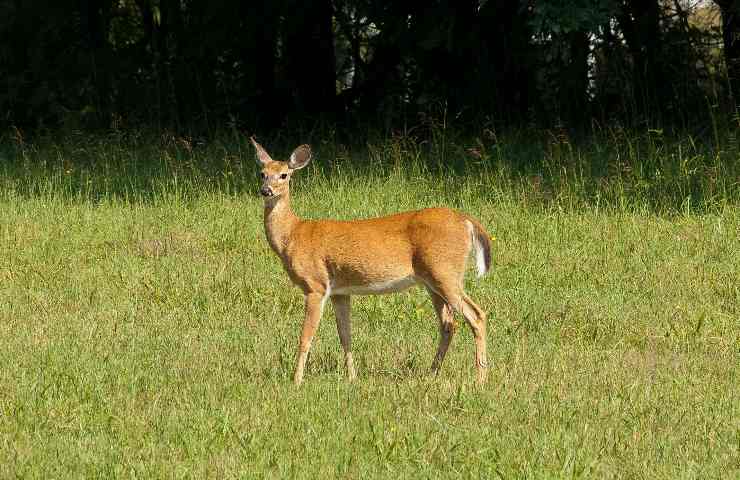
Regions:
[[0, 130, 738, 478]]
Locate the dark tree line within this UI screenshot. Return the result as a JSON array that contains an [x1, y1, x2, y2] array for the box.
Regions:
[[1, 0, 738, 134]]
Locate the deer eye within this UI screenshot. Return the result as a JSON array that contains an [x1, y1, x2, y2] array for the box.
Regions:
[[260, 172, 267, 180], [280, 173, 288, 180]]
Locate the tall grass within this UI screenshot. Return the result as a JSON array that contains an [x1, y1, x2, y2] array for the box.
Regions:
[[1, 125, 738, 212]]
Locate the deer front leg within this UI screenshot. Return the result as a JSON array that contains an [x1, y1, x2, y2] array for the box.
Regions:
[[294, 292, 326, 385], [331, 295, 356, 380]]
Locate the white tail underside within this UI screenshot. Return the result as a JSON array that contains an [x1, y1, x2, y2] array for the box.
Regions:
[[467, 220, 487, 278]]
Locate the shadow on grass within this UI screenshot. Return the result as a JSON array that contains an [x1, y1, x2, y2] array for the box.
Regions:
[[1, 127, 739, 213]]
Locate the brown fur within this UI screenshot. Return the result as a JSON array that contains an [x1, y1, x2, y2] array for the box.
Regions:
[[251, 137, 493, 385]]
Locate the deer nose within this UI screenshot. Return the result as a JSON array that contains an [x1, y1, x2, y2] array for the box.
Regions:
[[260, 186, 273, 197]]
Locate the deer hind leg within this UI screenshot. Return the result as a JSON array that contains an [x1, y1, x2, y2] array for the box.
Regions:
[[461, 293, 488, 384], [428, 288, 457, 375], [421, 275, 488, 385], [294, 291, 328, 386], [331, 295, 356, 380]]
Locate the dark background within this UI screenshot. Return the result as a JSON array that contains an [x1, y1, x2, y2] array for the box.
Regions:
[[1, 1, 739, 137]]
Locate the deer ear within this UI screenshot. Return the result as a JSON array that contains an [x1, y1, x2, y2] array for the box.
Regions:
[[288, 144, 311, 170], [250, 136, 272, 166]]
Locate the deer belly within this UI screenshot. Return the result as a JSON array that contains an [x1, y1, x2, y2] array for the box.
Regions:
[[331, 275, 419, 295]]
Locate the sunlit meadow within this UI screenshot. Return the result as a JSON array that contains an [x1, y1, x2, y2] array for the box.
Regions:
[[0, 128, 738, 478]]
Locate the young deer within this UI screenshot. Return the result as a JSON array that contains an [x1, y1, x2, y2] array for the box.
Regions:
[[251, 137, 493, 385]]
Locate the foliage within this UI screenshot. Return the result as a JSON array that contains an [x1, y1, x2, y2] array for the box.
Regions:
[[0, 133, 738, 477], [0, 0, 736, 134]]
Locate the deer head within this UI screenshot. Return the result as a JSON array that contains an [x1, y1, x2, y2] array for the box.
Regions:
[[251, 136, 311, 199]]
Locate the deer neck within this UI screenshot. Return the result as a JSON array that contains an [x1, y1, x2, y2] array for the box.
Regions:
[[263, 192, 300, 256]]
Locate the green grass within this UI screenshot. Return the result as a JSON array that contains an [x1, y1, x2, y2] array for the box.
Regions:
[[0, 130, 738, 478]]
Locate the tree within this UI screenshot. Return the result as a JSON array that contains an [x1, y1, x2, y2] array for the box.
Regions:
[[715, 0, 740, 107], [616, 0, 668, 121], [244, 1, 280, 128], [528, 0, 618, 126], [283, 0, 337, 118], [0, 0, 733, 133]]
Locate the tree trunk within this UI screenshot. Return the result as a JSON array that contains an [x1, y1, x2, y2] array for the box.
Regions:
[[243, 1, 280, 128], [351, 2, 409, 125], [159, 0, 181, 129], [134, 0, 162, 126], [82, 0, 112, 127], [561, 30, 590, 127], [283, 0, 336, 117], [478, 1, 533, 123], [617, 0, 666, 122], [410, 0, 478, 115], [716, 1, 740, 108]]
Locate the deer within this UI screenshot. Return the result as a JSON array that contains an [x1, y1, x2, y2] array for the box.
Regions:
[[251, 137, 493, 385]]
